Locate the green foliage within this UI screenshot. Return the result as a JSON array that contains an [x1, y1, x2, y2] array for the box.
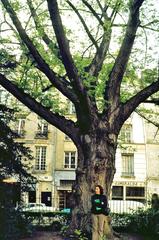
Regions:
[[112, 208, 159, 238], [126, 208, 159, 237], [0, 104, 36, 239], [73, 229, 89, 240], [61, 226, 89, 240], [0, 49, 16, 73], [0, 104, 34, 185], [0, 206, 33, 240], [107, 0, 128, 13], [141, 68, 158, 85]]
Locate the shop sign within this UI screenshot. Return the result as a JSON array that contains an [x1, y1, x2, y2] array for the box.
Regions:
[[113, 181, 145, 187]]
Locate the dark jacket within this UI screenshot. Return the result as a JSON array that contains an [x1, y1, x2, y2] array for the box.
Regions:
[[91, 194, 109, 215]]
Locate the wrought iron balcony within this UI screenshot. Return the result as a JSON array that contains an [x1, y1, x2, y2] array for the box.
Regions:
[[121, 172, 134, 177], [34, 131, 48, 139], [13, 130, 25, 138]]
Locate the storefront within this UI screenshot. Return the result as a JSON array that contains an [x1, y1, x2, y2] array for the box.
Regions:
[[112, 181, 146, 203]]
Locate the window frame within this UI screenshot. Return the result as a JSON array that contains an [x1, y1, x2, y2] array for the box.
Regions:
[[15, 118, 25, 136], [64, 151, 77, 169], [121, 153, 134, 177], [126, 187, 145, 201], [67, 101, 76, 114], [120, 124, 132, 143], [112, 186, 124, 200], [35, 146, 47, 171]]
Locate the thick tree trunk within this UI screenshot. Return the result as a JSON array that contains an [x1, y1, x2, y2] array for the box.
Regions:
[[70, 129, 117, 234]]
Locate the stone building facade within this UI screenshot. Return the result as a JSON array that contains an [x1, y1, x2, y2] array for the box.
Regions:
[[13, 111, 57, 208], [1, 87, 159, 209]]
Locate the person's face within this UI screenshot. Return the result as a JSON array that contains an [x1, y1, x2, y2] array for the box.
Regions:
[[95, 186, 100, 194]]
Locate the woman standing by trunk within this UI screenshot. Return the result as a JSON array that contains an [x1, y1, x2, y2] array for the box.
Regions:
[[91, 185, 110, 240]]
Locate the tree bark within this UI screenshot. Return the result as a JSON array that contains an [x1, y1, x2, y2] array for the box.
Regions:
[[69, 125, 117, 234]]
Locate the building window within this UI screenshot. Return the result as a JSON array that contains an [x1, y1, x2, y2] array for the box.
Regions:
[[112, 186, 123, 200], [0, 89, 9, 104], [0, 90, 4, 103], [15, 118, 25, 137], [121, 154, 134, 177], [60, 180, 75, 187], [41, 192, 52, 206], [120, 124, 132, 143], [35, 146, 47, 171], [65, 135, 71, 141], [28, 191, 36, 203], [64, 151, 76, 169], [58, 190, 72, 210], [67, 101, 76, 114], [126, 187, 145, 202], [35, 119, 48, 138]]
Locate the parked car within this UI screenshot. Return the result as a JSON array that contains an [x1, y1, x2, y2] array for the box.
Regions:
[[60, 208, 71, 213], [108, 200, 145, 214], [20, 203, 56, 212]]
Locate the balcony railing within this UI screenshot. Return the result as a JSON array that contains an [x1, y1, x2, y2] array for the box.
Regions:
[[34, 131, 48, 139], [13, 130, 25, 138], [121, 172, 134, 177], [33, 165, 47, 172]]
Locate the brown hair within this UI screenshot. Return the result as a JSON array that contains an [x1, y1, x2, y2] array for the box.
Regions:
[[96, 185, 104, 194]]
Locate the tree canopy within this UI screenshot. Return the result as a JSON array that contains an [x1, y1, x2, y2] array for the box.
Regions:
[[0, 0, 158, 140]]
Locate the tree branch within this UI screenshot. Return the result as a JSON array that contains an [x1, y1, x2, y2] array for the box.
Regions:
[[26, 0, 61, 59], [1, 0, 78, 104], [81, 0, 104, 27], [85, 1, 111, 78], [104, 0, 145, 113], [47, 0, 99, 127], [144, 99, 159, 105], [109, 0, 121, 22], [47, 0, 97, 129], [87, 28, 111, 77], [141, 19, 159, 28], [0, 73, 79, 144], [121, 78, 159, 122], [46, 0, 85, 95], [66, 0, 99, 50], [96, 0, 104, 12], [2, 0, 98, 131], [136, 109, 159, 128]]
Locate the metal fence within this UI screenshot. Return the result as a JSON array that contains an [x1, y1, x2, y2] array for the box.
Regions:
[[108, 200, 146, 214], [17, 198, 147, 214], [14, 198, 149, 227]]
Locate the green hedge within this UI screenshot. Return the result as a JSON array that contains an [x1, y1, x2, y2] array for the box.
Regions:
[[111, 208, 159, 238]]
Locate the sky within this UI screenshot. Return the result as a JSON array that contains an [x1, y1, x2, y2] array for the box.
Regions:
[[0, 0, 158, 69]]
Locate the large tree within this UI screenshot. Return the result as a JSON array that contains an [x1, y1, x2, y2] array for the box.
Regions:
[[0, 0, 159, 232]]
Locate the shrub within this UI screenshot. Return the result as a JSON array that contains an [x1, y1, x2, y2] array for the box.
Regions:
[[60, 226, 89, 240], [111, 208, 159, 238], [0, 207, 33, 240]]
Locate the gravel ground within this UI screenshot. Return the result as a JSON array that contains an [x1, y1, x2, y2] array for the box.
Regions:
[[21, 231, 145, 240]]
